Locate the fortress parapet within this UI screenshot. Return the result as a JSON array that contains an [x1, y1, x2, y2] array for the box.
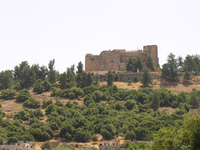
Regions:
[[85, 45, 159, 72]]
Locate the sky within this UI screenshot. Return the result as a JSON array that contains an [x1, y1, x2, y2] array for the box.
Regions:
[[0, 0, 200, 73]]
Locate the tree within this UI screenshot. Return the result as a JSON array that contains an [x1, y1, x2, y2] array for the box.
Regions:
[[80, 72, 88, 88], [7, 137, 18, 144], [42, 79, 52, 91], [124, 100, 138, 110], [136, 57, 143, 72], [177, 56, 183, 67], [140, 68, 152, 87], [30, 128, 50, 141], [41, 141, 52, 150], [39, 65, 48, 81], [107, 70, 114, 86], [162, 53, 178, 81], [13, 82, 21, 91], [94, 73, 100, 86], [14, 61, 36, 88], [114, 101, 125, 111], [100, 129, 112, 140], [8, 89, 16, 99], [190, 93, 200, 109], [126, 57, 136, 72], [150, 90, 160, 111], [126, 57, 143, 72], [76, 61, 83, 74], [92, 90, 103, 103], [14, 109, 30, 120], [91, 134, 98, 143], [48, 59, 56, 84], [86, 72, 93, 86], [145, 55, 154, 71], [33, 79, 44, 94], [0, 70, 14, 90], [55, 97, 63, 106], [125, 130, 136, 140], [184, 71, 190, 81], [66, 65, 77, 88], [59, 72, 67, 89], [75, 128, 91, 142], [59, 124, 75, 139], [183, 55, 195, 72]]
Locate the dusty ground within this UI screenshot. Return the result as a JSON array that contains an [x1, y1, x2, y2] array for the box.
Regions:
[[112, 76, 200, 94]]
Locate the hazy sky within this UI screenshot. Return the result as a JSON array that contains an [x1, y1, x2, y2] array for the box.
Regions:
[[0, 0, 200, 73]]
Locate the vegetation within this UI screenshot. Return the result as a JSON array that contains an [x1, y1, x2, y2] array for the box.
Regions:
[[1, 53, 200, 147], [126, 57, 143, 72], [107, 70, 114, 86], [145, 55, 155, 71], [140, 68, 152, 87], [41, 141, 52, 150]]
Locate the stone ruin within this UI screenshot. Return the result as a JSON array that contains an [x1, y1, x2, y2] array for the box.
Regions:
[[85, 45, 159, 72]]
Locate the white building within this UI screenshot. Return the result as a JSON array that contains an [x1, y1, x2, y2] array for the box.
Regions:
[[0, 141, 35, 150]]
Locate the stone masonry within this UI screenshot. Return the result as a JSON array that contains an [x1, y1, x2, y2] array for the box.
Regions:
[[85, 45, 159, 72]]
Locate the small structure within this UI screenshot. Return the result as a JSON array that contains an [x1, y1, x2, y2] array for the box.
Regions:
[[99, 139, 125, 150], [0, 141, 35, 150]]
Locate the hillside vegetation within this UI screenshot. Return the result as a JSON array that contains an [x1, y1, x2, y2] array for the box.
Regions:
[[1, 52, 200, 149]]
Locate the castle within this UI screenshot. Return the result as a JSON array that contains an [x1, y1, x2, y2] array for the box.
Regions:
[[85, 45, 159, 72]]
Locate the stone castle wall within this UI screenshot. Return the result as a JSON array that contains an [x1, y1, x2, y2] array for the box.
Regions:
[[85, 45, 159, 72]]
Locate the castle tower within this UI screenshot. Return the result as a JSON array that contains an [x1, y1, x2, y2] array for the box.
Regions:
[[143, 45, 159, 70]]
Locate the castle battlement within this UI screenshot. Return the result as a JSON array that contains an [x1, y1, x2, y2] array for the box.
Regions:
[[85, 45, 159, 72]]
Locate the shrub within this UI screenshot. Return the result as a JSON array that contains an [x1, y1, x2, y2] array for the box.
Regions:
[[0, 89, 16, 100], [91, 134, 98, 143], [56, 97, 63, 106], [13, 82, 21, 91], [83, 94, 94, 106], [124, 130, 136, 140], [16, 89, 32, 102], [29, 118, 40, 125], [14, 109, 30, 120], [55, 89, 63, 97], [124, 99, 138, 110], [7, 137, 18, 144], [92, 90, 103, 103], [41, 141, 52, 150], [50, 122, 59, 131], [127, 80, 132, 86], [23, 97, 41, 108], [45, 104, 55, 114], [34, 109, 44, 118], [69, 92, 75, 99], [100, 129, 112, 140], [42, 79, 52, 91], [33, 79, 44, 94], [184, 71, 190, 81], [70, 87, 84, 98], [51, 87, 57, 96]]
